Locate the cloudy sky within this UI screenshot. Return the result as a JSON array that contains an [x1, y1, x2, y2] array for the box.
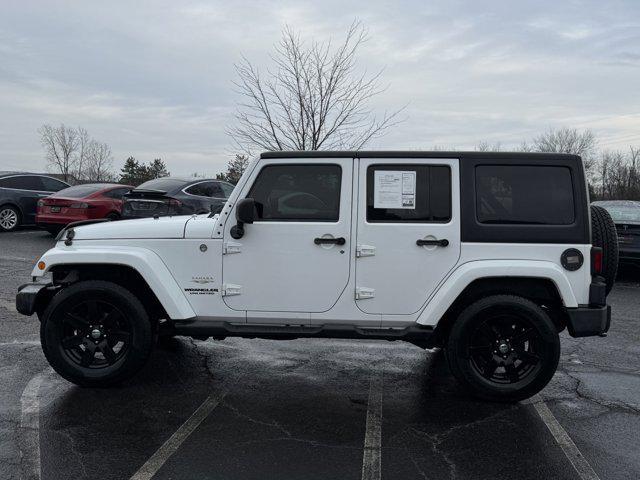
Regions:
[[1, 0, 639, 176]]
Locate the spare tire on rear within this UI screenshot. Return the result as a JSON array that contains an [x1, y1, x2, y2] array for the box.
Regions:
[[590, 205, 619, 295]]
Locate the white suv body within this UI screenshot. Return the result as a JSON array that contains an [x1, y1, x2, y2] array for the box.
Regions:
[[17, 152, 614, 401]]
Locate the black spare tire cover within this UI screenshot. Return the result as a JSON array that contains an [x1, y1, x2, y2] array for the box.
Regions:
[[590, 205, 619, 295]]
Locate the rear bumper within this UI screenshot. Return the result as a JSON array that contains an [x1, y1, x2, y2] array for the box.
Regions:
[[565, 304, 611, 337]]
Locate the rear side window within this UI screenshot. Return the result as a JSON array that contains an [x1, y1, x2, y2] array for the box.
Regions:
[[40, 177, 69, 192], [248, 164, 341, 221], [476, 166, 575, 225], [220, 182, 234, 197], [185, 181, 224, 198], [53, 184, 103, 198], [366, 165, 451, 223], [104, 187, 131, 199]]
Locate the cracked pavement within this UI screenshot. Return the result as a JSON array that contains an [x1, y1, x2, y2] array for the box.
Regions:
[[0, 229, 639, 479]]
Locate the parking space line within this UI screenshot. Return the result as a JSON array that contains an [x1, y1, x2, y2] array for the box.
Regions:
[[0, 255, 33, 263], [361, 371, 383, 480], [20, 372, 45, 480], [531, 395, 601, 480], [130, 389, 228, 480]]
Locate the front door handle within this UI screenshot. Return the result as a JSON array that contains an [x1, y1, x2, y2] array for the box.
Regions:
[[416, 238, 449, 247], [314, 237, 346, 246]]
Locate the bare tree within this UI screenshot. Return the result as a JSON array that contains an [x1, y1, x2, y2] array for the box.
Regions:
[[85, 141, 114, 182], [38, 124, 80, 182], [475, 141, 502, 152], [229, 21, 404, 153], [529, 127, 597, 171], [75, 127, 91, 181]]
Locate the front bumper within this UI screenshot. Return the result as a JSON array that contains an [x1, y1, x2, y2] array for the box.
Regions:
[[565, 304, 611, 338], [16, 282, 56, 316]]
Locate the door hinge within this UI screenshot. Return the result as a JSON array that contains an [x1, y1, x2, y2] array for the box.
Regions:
[[355, 287, 375, 300], [221, 283, 242, 296], [223, 242, 242, 255], [356, 244, 376, 257]]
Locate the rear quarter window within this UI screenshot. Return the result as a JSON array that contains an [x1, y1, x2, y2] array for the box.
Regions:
[[476, 165, 575, 225]]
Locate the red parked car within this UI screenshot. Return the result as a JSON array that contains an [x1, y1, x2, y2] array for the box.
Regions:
[[36, 183, 133, 235]]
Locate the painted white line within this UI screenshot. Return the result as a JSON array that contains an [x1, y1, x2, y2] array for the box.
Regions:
[[19, 373, 45, 480], [361, 371, 383, 480], [0, 255, 32, 263], [130, 389, 227, 480], [0, 340, 41, 347], [531, 394, 601, 480]]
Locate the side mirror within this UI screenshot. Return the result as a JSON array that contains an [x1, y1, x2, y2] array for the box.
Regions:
[[230, 198, 256, 239], [236, 198, 256, 224]]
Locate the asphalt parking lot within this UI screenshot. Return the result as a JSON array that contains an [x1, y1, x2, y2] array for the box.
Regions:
[[1, 229, 639, 480]]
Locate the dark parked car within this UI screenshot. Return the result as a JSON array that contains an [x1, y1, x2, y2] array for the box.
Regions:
[[0, 173, 70, 231], [592, 200, 640, 263], [36, 183, 133, 235], [122, 177, 234, 219]]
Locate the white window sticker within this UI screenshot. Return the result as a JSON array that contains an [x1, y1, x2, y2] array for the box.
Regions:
[[374, 171, 416, 209]]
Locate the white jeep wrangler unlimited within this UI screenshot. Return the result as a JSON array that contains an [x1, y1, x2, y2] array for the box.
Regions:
[[17, 151, 617, 401]]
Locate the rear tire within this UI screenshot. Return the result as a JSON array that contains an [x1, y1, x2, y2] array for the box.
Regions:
[[0, 205, 21, 232], [40, 280, 153, 387], [446, 295, 560, 402], [590, 205, 619, 295], [106, 212, 120, 221]]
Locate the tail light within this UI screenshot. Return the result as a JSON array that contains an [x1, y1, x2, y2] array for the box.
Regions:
[[69, 202, 91, 209], [37, 199, 44, 207], [591, 247, 603, 276]]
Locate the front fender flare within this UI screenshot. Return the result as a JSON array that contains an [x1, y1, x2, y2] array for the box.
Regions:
[[32, 245, 196, 320], [416, 260, 577, 326]]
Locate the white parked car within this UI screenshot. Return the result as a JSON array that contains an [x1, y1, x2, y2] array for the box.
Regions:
[[16, 151, 617, 401]]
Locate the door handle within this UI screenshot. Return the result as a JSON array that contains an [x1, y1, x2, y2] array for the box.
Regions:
[[314, 237, 346, 245], [416, 238, 449, 247]]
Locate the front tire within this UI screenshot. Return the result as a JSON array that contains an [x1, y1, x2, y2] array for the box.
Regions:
[[446, 295, 560, 402], [0, 205, 21, 231], [40, 281, 154, 387]]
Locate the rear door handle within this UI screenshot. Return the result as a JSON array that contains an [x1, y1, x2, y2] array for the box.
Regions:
[[314, 237, 346, 245], [416, 238, 449, 247]]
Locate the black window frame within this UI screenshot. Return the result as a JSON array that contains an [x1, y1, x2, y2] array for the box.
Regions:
[[247, 163, 342, 223], [365, 164, 452, 224]]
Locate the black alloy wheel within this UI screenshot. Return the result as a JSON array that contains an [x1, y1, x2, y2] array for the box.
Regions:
[[446, 295, 560, 402], [468, 312, 542, 385], [41, 280, 153, 387], [59, 299, 132, 369]]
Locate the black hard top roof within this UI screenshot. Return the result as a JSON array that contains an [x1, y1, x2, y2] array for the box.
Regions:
[[260, 150, 581, 161]]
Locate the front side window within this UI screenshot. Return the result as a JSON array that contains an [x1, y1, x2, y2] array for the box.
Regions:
[[476, 165, 575, 225], [366, 165, 451, 223], [0, 175, 42, 190], [248, 164, 341, 221]]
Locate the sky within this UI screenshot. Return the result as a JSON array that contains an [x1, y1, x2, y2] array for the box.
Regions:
[[1, 0, 639, 177]]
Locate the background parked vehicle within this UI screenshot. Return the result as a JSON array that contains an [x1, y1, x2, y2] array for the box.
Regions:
[[36, 183, 133, 235], [592, 200, 640, 264], [121, 177, 234, 219], [0, 172, 70, 232]]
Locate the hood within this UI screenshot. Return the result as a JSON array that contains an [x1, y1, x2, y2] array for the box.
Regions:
[[70, 216, 191, 240]]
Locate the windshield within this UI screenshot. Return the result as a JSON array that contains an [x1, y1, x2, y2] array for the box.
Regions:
[[599, 203, 640, 223], [52, 184, 104, 198], [135, 178, 184, 191]]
